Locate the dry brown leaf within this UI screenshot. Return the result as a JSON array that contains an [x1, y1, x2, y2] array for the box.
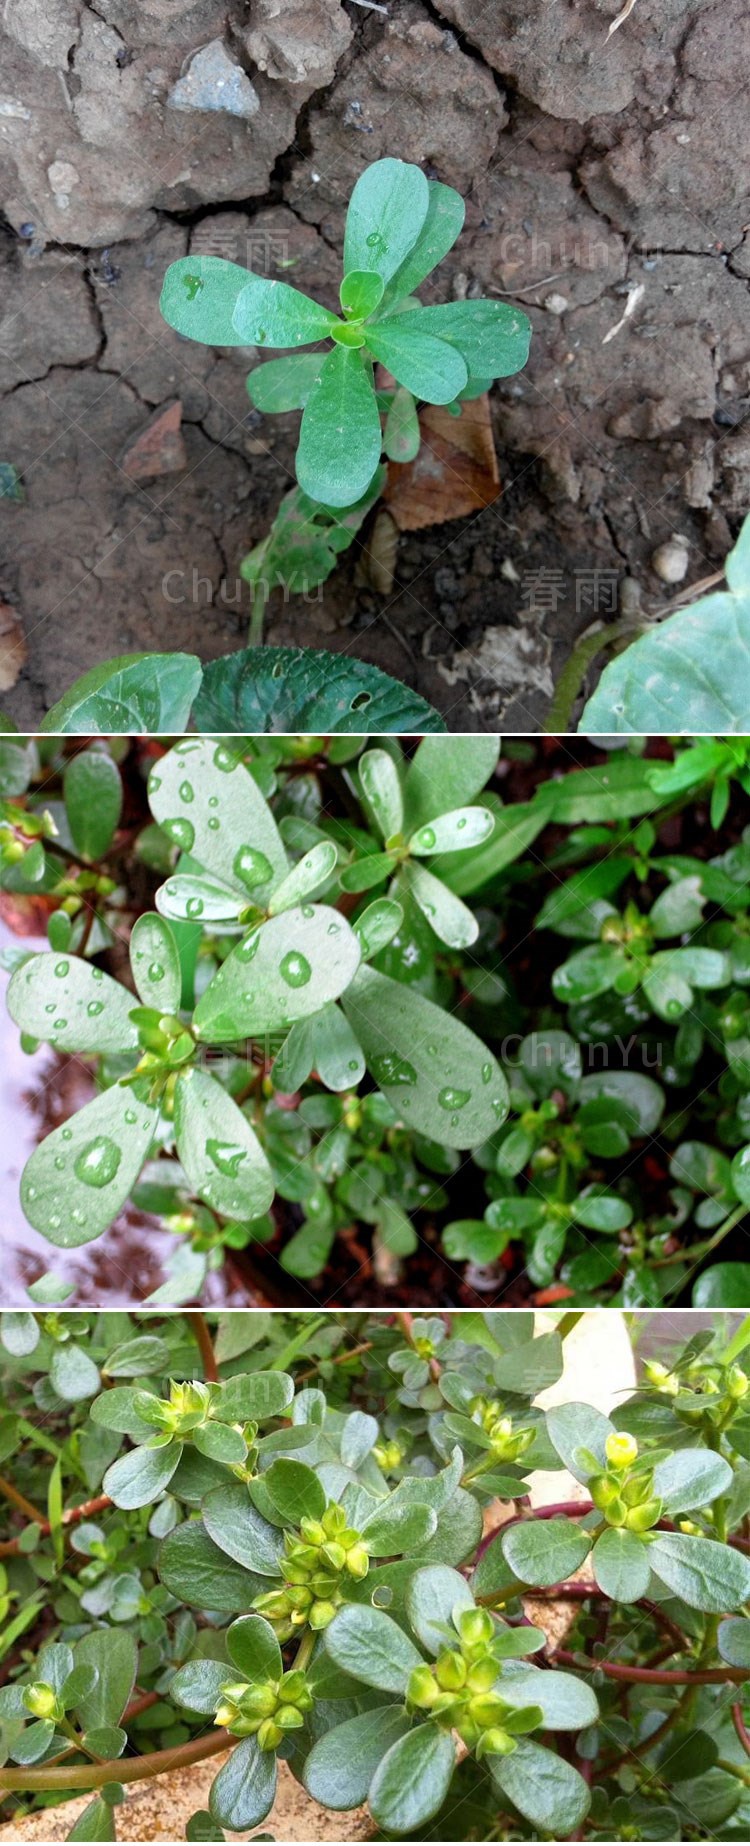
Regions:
[[0, 601, 27, 691], [383, 392, 500, 532], [121, 399, 187, 481]]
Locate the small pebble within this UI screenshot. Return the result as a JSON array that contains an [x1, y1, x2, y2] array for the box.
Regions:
[[651, 534, 689, 583]]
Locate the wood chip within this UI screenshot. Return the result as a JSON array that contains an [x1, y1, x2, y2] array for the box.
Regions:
[[0, 601, 27, 691], [383, 393, 500, 532], [121, 399, 187, 481]]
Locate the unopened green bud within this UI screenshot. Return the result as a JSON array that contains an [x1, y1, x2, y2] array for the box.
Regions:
[[590, 1474, 619, 1511], [322, 1505, 346, 1537], [468, 1692, 509, 1728], [299, 1518, 326, 1546], [241, 1684, 278, 1718], [309, 1599, 337, 1630], [321, 1541, 347, 1571], [727, 1365, 749, 1400], [624, 1498, 662, 1533], [644, 1361, 679, 1394], [23, 1682, 60, 1721], [456, 1607, 494, 1649], [466, 1658, 497, 1694], [276, 1704, 304, 1730], [476, 1726, 516, 1759], [257, 1719, 283, 1752], [345, 1543, 369, 1580], [604, 1495, 627, 1527], [407, 1666, 440, 1709], [435, 1650, 466, 1692], [605, 1432, 638, 1470]]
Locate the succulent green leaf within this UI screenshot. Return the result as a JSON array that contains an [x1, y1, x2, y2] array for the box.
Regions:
[[488, 1739, 591, 1834], [344, 158, 429, 286], [304, 1706, 411, 1810], [501, 1518, 592, 1588], [312, 1002, 366, 1089], [404, 735, 499, 831], [409, 806, 494, 856], [267, 841, 338, 914], [379, 180, 465, 310], [591, 1527, 651, 1602], [263, 1458, 326, 1524], [193, 905, 361, 1041], [342, 965, 508, 1146], [340, 269, 384, 320], [209, 1733, 277, 1831], [369, 1725, 456, 1834], [359, 748, 404, 841], [155, 873, 245, 926], [7, 953, 138, 1054], [352, 898, 404, 959], [63, 750, 122, 860], [405, 1564, 474, 1654], [247, 353, 323, 412], [405, 861, 479, 949], [232, 274, 338, 347], [324, 1605, 424, 1693], [297, 346, 382, 508], [170, 1658, 232, 1715], [160, 256, 261, 344], [148, 737, 287, 900], [73, 1631, 137, 1730], [501, 1667, 597, 1731], [366, 319, 467, 404], [173, 1069, 274, 1222], [103, 1440, 182, 1510], [159, 1520, 266, 1612], [649, 1532, 750, 1611], [20, 1086, 158, 1248], [545, 1402, 614, 1481], [129, 911, 181, 1012], [384, 385, 420, 462], [202, 1485, 285, 1577], [226, 1614, 282, 1683], [415, 300, 531, 379], [651, 1448, 732, 1515]]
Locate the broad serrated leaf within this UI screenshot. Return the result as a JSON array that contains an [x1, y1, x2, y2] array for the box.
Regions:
[[7, 953, 138, 1054], [193, 647, 445, 733], [173, 1069, 274, 1222], [41, 653, 202, 734], [342, 964, 508, 1147], [20, 1087, 158, 1248], [193, 905, 361, 1041]]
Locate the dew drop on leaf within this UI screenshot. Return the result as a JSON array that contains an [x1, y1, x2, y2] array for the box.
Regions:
[[213, 746, 236, 773], [237, 929, 261, 963], [370, 1053, 417, 1088], [87, 1001, 104, 1017], [417, 827, 436, 850], [178, 781, 194, 804], [279, 952, 312, 989], [124, 1109, 137, 1124], [206, 1139, 247, 1179], [162, 817, 195, 851], [148, 962, 165, 983], [301, 905, 314, 919], [481, 1063, 493, 1084], [186, 896, 204, 918], [233, 846, 273, 892], [54, 1017, 68, 1030], [45, 1002, 55, 1015], [438, 1086, 471, 1111], [73, 1135, 122, 1190], [54, 961, 69, 978]]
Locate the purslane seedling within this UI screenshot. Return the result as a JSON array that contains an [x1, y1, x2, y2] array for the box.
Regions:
[[2, 1308, 750, 1841], [160, 159, 531, 511]]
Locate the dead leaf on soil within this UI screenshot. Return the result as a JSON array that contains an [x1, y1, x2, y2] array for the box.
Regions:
[[0, 601, 27, 691], [384, 393, 500, 532], [121, 399, 187, 481]]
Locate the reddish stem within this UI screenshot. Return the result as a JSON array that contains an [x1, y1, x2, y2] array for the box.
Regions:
[[552, 1648, 749, 1686], [0, 1492, 112, 1559], [733, 1702, 750, 1759], [186, 1311, 219, 1383]]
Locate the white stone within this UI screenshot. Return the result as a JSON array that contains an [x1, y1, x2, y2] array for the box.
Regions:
[[167, 41, 260, 120]]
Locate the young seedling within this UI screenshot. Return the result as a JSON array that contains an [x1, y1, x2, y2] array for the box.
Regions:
[[160, 157, 530, 639]]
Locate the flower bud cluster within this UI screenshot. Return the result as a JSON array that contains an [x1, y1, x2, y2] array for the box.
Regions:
[[590, 1433, 662, 1533], [0, 805, 56, 871], [135, 1378, 216, 1435], [214, 1667, 313, 1751], [469, 1396, 534, 1464], [406, 1608, 541, 1761], [23, 1681, 63, 1723], [253, 1504, 369, 1639], [373, 1440, 403, 1472], [644, 1357, 749, 1427]]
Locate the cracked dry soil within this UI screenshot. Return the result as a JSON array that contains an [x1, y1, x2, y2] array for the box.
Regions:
[[0, 0, 749, 729]]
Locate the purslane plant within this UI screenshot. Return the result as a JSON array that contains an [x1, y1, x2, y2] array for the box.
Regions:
[[160, 158, 531, 511], [2, 1308, 750, 1840]]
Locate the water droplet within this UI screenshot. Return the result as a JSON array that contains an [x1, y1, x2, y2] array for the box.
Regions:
[[208, 817, 220, 831], [54, 960, 69, 978], [186, 896, 204, 919], [26, 1186, 37, 1200], [370, 1053, 417, 1088], [280, 951, 312, 989], [438, 1086, 471, 1111], [233, 845, 272, 892], [237, 929, 261, 963], [666, 998, 682, 1018], [163, 816, 195, 851], [48, 1213, 61, 1229], [54, 1157, 64, 1171], [148, 961, 165, 983], [45, 1002, 55, 1015], [492, 1098, 505, 1119], [366, 231, 387, 253], [72, 1208, 85, 1225], [206, 1139, 247, 1179], [73, 1135, 122, 1189], [481, 1062, 492, 1084], [457, 817, 466, 830], [179, 780, 194, 804], [124, 1109, 137, 1124], [91, 968, 103, 981], [87, 1000, 104, 1017], [213, 745, 236, 773], [62, 1128, 73, 1142], [208, 797, 219, 808], [348, 1058, 359, 1071], [327, 921, 341, 937], [417, 826, 436, 850], [301, 904, 314, 919], [54, 1017, 68, 1031], [149, 774, 162, 793]]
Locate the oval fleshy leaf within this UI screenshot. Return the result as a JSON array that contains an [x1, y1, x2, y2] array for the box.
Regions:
[[148, 737, 287, 899], [344, 158, 430, 286], [297, 346, 382, 508], [40, 653, 202, 735], [267, 840, 339, 915], [366, 320, 467, 404], [160, 256, 260, 345], [129, 912, 181, 1012], [415, 299, 532, 379], [173, 1069, 274, 1222], [63, 750, 122, 860], [155, 873, 245, 926], [232, 273, 338, 347], [193, 905, 361, 1041], [340, 269, 384, 320], [20, 1087, 158, 1248], [342, 965, 508, 1147], [404, 862, 479, 949], [7, 953, 138, 1054], [379, 179, 465, 310], [247, 353, 323, 413], [369, 1725, 456, 1835]]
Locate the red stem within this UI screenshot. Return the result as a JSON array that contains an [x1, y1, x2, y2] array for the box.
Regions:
[[0, 1492, 112, 1558], [733, 1702, 750, 1759], [552, 1648, 749, 1686]]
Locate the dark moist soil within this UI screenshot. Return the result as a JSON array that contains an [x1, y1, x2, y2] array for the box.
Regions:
[[0, 2, 748, 729], [3, 733, 750, 1310]]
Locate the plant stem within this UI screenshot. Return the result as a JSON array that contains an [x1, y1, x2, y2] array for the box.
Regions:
[[0, 1493, 112, 1560], [296, 1341, 373, 1384], [292, 1630, 315, 1673], [247, 580, 269, 649], [0, 1474, 45, 1526], [543, 618, 644, 734], [733, 1701, 750, 1760], [185, 1311, 219, 1383], [551, 1648, 749, 1686], [652, 1202, 748, 1269], [0, 1729, 228, 1793]]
